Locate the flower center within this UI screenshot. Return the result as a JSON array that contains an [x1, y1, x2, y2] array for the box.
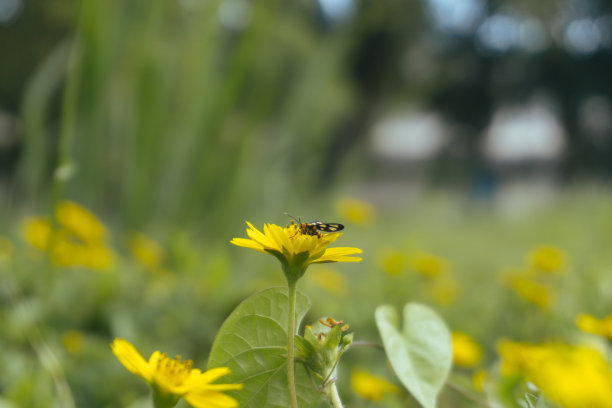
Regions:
[[286, 224, 310, 240], [156, 354, 193, 386]]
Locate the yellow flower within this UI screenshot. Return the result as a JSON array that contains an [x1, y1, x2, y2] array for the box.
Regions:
[[335, 197, 375, 226], [497, 340, 612, 407], [411, 252, 447, 277], [496, 339, 536, 377], [231, 222, 361, 282], [528, 245, 565, 274], [0, 236, 14, 264], [55, 201, 107, 244], [78, 245, 115, 270], [130, 232, 167, 271], [472, 370, 487, 392], [63, 330, 85, 355], [305, 266, 348, 296], [111, 338, 242, 408], [429, 277, 460, 305], [508, 276, 552, 309], [23, 217, 52, 250], [351, 369, 400, 402], [576, 314, 612, 340], [380, 250, 405, 276], [452, 332, 483, 368]]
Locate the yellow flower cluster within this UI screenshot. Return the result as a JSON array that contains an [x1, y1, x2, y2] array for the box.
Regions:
[[379, 249, 459, 305], [497, 340, 612, 407], [576, 313, 612, 340], [502, 245, 565, 309], [350, 369, 400, 402], [22, 201, 115, 270]]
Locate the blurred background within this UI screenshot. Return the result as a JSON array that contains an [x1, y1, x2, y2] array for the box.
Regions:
[[1, 0, 612, 407]]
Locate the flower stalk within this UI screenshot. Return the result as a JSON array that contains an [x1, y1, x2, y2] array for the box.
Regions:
[[287, 280, 299, 408], [325, 383, 344, 408]]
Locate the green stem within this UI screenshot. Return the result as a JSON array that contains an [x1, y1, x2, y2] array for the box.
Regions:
[[30, 332, 76, 408], [287, 280, 299, 408], [152, 386, 180, 408], [350, 341, 385, 351], [46, 8, 82, 273], [51, 30, 81, 209], [325, 383, 343, 408]]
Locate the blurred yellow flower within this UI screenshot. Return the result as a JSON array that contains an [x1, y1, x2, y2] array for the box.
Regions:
[[335, 197, 375, 226], [429, 277, 460, 305], [63, 330, 85, 355], [472, 370, 487, 392], [528, 245, 565, 274], [231, 221, 361, 282], [305, 266, 347, 296], [509, 276, 552, 309], [22, 201, 115, 271], [497, 339, 536, 377], [130, 232, 167, 272], [350, 369, 400, 402], [380, 250, 405, 276], [111, 338, 242, 408], [79, 245, 115, 270], [497, 339, 612, 408], [411, 252, 447, 277], [576, 313, 612, 340], [452, 332, 483, 367], [0, 236, 14, 264], [55, 201, 107, 243], [23, 217, 53, 250]]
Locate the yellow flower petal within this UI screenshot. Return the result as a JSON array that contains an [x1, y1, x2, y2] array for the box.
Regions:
[[229, 238, 266, 252], [313, 247, 363, 263], [246, 222, 274, 248], [111, 338, 152, 381], [185, 392, 239, 408], [193, 367, 233, 385]]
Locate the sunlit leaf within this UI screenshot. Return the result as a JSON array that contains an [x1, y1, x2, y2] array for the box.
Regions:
[[375, 303, 452, 408], [207, 287, 323, 408]]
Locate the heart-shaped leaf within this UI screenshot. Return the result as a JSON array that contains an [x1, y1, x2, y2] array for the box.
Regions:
[[207, 287, 322, 407], [375, 303, 452, 408]]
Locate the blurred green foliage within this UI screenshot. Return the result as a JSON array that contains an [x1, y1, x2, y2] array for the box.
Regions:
[[15, 0, 357, 235]]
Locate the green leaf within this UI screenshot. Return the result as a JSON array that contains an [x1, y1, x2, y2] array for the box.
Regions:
[[375, 303, 452, 408], [207, 287, 323, 408]]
